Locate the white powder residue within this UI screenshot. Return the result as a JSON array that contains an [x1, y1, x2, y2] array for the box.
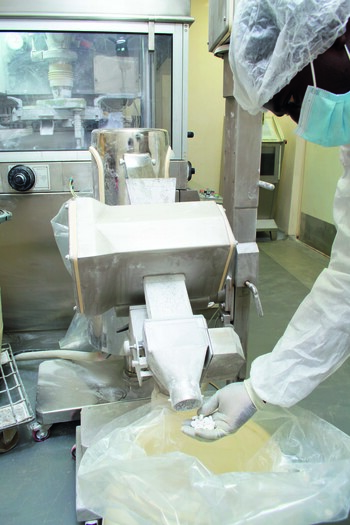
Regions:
[[190, 414, 216, 430]]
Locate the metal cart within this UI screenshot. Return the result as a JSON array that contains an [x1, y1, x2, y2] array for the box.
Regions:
[[0, 209, 35, 451]]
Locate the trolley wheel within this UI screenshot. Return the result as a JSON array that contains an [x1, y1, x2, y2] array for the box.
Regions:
[[71, 444, 77, 460], [32, 427, 50, 442]]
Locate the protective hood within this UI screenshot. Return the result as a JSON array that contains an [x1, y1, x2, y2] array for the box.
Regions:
[[229, 0, 350, 114]]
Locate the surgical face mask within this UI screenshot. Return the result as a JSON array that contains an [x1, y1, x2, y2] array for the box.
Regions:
[[295, 46, 350, 147]]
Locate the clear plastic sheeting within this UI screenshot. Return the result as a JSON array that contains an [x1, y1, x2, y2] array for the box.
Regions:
[[126, 177, 176, 204], [52, 198, 130, 355], [51, 197, 72, 275], [77, 401, 350, 525], [58, 312, 94, 351], [59, 309, 128, 355]]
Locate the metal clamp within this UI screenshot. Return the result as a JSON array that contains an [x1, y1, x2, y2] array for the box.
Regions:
[[124, 340, 152, 386]]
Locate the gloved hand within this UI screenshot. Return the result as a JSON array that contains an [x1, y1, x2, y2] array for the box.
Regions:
[[181, 379, 265, 441]]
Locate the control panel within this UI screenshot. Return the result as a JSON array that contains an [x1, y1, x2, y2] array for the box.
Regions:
[[0, 162, 93, 194]]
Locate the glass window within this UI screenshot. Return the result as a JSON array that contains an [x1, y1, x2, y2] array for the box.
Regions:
[[0, 31, 173, 151]]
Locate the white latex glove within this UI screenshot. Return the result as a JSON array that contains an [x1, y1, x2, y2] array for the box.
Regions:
[[182, 379, 264, 441]]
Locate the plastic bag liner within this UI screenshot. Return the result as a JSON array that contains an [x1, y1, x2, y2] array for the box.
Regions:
[[51, 197, 72, 275], [77, 400, 350, 525], [51, 199, 128, 354]]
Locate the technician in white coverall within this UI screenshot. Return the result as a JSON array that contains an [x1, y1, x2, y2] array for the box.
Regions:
[[183, 0, 350, 440]]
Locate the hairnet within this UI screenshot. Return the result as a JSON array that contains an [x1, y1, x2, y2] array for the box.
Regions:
[[229, 0, 350, 114]]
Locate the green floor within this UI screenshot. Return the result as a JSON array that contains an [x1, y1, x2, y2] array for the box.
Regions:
[[1, 235, 350, 524]]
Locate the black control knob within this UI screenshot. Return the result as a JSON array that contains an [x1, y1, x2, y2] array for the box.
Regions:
[[187, 161, 195, 182], [8, 165, 35, 191]]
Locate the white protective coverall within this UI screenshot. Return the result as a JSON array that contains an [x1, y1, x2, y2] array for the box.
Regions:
[[251, 145, 350, 406], [229, 0, 350, 408]]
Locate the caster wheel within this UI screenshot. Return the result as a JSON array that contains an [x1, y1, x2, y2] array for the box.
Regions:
[[32, 428, 50, 442]]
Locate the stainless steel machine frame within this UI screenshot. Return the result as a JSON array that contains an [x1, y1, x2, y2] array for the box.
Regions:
[[208, 0, 264, 372]]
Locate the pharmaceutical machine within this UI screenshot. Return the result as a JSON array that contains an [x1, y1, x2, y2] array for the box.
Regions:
[[0, 0, 195, 334], [0, 1, 265, 521]]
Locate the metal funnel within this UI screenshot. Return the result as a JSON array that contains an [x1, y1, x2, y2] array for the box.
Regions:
[[143, 316, 209, 411]]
